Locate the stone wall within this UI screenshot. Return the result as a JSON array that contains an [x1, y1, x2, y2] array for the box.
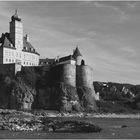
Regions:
[[47, 64, 76, 87], [61, 64, 76, 87], [76, 65, 94, 88], [0, 47, 3, 63]]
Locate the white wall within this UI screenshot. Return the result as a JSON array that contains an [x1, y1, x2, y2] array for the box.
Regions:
[[2, 47, 39, 66]]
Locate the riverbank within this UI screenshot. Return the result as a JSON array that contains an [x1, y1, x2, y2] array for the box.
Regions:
[[1, 109, 140, 119], [32, 110, 140, 119], [0, 117, 140, 139], [0, 109, 140, 138]]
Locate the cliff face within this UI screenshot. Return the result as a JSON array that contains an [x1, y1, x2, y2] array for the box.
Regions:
[[0, 74, 36, 110], [37, 84, 97, 112], [10, 80, 35, 110], [1, 65, 140, 112], [36, 65, 97, 112]]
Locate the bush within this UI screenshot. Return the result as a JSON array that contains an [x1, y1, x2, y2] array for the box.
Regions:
[[19, 67, 37, 88]]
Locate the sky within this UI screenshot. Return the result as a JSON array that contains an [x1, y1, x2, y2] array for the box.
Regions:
[[0, 1, 140, 85]]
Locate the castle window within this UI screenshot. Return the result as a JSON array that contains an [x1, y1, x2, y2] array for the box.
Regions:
[[12, 59, 14, 63], [9, 59, 11, 62], [6, 58, 8, 62]]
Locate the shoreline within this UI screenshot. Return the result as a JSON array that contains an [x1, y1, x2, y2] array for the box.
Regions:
[[1, 109, 140, 119], [35, 112, 140, 119]]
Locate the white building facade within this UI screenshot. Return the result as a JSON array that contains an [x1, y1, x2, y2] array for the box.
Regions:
[[0, 10, 39, 66]]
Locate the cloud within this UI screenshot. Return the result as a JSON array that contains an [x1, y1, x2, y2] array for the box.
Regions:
[[0, 1, 140, 84], [93, 2, 129, 23], [127, 2, 137, 9]]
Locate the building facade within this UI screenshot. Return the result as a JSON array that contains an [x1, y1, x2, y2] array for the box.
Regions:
[[0, 10, 39, 66], [39, 47, 83, 66]]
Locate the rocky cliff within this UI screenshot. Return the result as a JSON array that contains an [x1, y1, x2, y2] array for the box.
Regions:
[[37, 83, 97, 112], [0, 66, 140, 112], [0, 67, 97, 112]]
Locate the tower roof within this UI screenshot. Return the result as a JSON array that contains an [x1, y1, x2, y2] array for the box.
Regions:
[[11, 10, 21, 21], [72, 46, 82, 59]]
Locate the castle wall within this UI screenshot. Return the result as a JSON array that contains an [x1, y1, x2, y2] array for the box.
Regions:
[[48, 64, 76, 87], [62, 64, 76, 87], [0, 47, 3, 63], [76, 56, 82, 65], [22, 51, 39, 66], [76, 65, 93, 88]]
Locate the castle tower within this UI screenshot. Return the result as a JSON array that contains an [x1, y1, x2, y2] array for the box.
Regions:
[[72, 46, 82, 65], [9, 10, 23, 51]]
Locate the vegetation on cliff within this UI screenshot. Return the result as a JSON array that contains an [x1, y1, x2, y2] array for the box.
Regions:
[[0, 67, 140, 113], [94, 82, 140, 113]]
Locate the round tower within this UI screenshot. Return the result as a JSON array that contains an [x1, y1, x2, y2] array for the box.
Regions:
[[72, 46, 82, 65], [62, 64, 76, 87], [76, 65, 93, 88], [49, 64, 76, 87]]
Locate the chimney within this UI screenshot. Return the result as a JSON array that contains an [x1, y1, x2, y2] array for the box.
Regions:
[[25, 34, 30, 42]]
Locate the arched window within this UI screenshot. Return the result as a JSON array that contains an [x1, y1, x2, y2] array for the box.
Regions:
[[81, 59, 85, 65]]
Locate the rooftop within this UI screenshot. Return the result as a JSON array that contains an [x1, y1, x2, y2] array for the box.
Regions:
[[72, 46, 82, 59]]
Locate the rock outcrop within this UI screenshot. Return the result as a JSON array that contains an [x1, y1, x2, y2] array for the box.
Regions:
[[37, 82, 98, 112], [10, 80, 36, 110], [0, 109, 102, 132], [77, 86, 97, 112], [38, 83, 82, 112]]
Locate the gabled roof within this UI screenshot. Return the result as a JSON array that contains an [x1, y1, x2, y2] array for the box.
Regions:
[[72, 47, 82, 59], [0, 33, 39, 55], [0, 33, 15, 49], [22, 37, 40, 55]]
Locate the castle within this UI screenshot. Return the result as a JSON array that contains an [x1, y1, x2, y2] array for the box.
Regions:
[[0, 10, 39, 67], [0, 11, 98, 110], [45, 47, 94, 89]]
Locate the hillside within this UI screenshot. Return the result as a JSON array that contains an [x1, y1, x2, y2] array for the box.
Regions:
[[93, 81, 140, 113]]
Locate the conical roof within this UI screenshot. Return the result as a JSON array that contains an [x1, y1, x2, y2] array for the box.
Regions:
[[73, 46, 82, 59]]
